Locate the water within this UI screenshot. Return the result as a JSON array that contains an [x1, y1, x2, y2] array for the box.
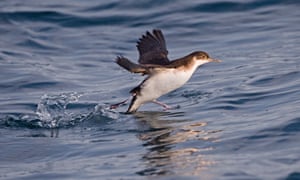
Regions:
[[1, 0, 300, 179]]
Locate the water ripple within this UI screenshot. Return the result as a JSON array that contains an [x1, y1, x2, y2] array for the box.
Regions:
[[0, 0, 300, 179]]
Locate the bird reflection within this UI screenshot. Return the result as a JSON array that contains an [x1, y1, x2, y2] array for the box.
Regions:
[[132, 111, 220, 176]]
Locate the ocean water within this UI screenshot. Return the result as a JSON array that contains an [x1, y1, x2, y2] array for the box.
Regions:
[[1, 0, 300, 179]]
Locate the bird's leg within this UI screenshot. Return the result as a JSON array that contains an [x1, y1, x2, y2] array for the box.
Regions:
[[152, 100, 173, 110], [110, 98, 129, 109]]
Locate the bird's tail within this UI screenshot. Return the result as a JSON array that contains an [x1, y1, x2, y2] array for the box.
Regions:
[[115, 56, 148, 74]]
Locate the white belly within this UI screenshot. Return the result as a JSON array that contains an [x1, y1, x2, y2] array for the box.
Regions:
[[139, 69, 194, 102]]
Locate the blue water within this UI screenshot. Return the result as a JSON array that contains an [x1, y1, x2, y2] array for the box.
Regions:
[[1, 0, 300, 179]]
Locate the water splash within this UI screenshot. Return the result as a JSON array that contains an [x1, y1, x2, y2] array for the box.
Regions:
[[36, 92, 83, 128], [94, 104, 120, 120], [1, 92, 121, 129]]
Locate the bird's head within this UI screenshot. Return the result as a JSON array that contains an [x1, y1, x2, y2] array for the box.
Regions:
[[190, 51, 221, 66]]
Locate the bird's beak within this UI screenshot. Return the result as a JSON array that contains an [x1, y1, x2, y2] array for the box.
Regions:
[[208, 58, 221, 63]]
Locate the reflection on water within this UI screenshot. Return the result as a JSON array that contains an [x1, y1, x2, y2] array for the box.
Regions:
[[132, 112, 220, 176]]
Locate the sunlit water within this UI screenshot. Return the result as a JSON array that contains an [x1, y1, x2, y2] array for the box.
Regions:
[[1, 0, 300, 179]]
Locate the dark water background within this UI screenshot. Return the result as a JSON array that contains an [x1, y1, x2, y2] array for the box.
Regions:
[[1, 0, 300, 179]]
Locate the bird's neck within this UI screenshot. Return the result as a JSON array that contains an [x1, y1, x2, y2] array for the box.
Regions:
[[167, 57, 195, 69]]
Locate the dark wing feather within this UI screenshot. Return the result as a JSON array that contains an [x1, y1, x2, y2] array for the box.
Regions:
[[137, 29, 170, 65]]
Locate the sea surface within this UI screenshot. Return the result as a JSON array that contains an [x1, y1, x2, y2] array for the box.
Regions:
[[1, 0, 300, 179]]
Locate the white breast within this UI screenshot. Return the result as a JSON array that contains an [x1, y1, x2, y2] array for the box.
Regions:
[[139, 68, 195, 102]]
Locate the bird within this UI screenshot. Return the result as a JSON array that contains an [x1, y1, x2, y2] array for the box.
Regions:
[[115, 29, 220, 113]]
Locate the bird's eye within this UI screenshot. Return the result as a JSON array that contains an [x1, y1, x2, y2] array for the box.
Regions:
[[197, 55, 206, 59]]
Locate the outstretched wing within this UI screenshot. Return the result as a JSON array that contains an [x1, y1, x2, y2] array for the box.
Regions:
[[137, 29, 170, 65]]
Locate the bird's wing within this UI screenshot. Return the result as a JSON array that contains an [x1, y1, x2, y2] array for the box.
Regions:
[[137, 29, 170, 65]]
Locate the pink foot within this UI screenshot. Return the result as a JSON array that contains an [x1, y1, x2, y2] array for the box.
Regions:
[[110, 99, 129, 109], [152, 100, 180, 111]]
